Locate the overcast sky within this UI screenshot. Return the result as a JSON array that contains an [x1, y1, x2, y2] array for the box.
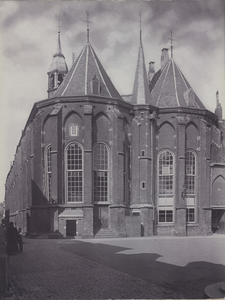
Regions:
[[0, 0, 224, 203]]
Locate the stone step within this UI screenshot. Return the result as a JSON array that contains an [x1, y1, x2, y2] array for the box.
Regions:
[[94, 229, 117, 238]]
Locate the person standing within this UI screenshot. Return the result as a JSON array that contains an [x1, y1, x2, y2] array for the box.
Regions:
[[6, 222, 18, 255], [17, 227, 23, 252]]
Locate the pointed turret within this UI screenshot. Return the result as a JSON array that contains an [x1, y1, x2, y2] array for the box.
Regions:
[[130, 15, 151, 105], [47, 23, 68, 98], [54, 42, 122, 99], [54, 13, 121, 100]]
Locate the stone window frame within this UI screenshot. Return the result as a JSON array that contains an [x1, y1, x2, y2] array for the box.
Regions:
[[157, 150, 175, 223], [185, 150, 197, 223], [69, 124, 79, 137], [93, 142, 110, 203], [65, 142, 84, 203]]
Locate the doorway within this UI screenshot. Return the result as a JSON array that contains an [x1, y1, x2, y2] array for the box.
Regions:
[[66, 220, 76, 236], [212, 210, 225, 233], [94, 206, 109, 233]]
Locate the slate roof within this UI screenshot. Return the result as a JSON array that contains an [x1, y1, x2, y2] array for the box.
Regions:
[[48, 31, 68, 74], [149, 59, 205, 109], [130, 40, 151, 105], [54, 42, 122, 100]]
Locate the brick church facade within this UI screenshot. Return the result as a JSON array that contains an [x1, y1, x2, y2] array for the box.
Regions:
[[4, 24, 225, 238]]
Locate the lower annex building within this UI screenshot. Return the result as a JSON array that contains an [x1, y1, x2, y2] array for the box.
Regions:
[[4, 21, 225, 238]]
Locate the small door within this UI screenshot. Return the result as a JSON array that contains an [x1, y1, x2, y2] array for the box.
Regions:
[[66, 220, 76, 236], [212, 210, 224, 233]]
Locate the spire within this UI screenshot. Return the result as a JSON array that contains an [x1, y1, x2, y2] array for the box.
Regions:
[[131, 13, 151, 105], [56, 19, 62, 55], [84, 12, 92, 43], [139, 11, 142, 46], [168, 30, 175, 58]]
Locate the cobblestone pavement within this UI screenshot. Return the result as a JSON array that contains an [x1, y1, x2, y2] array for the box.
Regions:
[[6, 235, 225, 299]]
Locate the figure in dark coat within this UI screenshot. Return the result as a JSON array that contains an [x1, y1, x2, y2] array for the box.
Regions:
[[6, 222, 18, 255], [17, 227, 23, 252]]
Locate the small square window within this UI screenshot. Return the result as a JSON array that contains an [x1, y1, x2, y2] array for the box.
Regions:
[[70, 125, 79, 137]]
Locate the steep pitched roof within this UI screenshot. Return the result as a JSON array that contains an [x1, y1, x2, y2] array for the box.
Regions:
[[54, 42, 122, 100], [130, 38, 151, 105], [150, 59, 205, 109]]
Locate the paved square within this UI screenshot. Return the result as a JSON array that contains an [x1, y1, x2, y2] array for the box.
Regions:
[[8, 235, 225, 299]]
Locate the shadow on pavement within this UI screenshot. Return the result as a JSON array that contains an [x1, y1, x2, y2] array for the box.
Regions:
[[58, 240, 225, 299]]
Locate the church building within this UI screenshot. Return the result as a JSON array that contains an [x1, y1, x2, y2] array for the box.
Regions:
[[4, 18, 225, 238]]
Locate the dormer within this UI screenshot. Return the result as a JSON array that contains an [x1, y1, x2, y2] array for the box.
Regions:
[[90, 75, 100, 95], [183, 88, 196, 107]]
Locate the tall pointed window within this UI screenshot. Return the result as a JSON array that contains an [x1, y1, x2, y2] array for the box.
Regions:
[[185, 150, 197, 223], [93, 143, 109, 202], [66, 143, 83, 202], [46, 145, 52, 203], [158, 150, 174, 223]]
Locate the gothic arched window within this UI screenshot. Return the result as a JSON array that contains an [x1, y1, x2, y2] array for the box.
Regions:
[[93, 143, 109, 202], [158, 150, 174, 223], [185, 150, 197, 223], [65, 143, 83, 202]]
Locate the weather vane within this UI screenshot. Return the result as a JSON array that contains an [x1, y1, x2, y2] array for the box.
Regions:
[[168, 30, 175, 58], [84, 12, 92, 43]]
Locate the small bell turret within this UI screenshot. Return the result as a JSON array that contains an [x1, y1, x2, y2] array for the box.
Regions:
[[47, 20, 68, 98]]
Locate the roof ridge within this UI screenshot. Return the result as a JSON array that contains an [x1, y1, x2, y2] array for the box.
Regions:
[[174, 62, 204, 109], [60, 45, 86, 96], [89, 45, 113, 98], [156, 60, 171, 106], [85, 44, 89, 94], [131, 42, 151, 105], [171, 59, 180, 106], [175, 62, 189, 90]]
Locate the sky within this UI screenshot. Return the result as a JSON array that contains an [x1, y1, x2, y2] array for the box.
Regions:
[[0, 0, 224, 204]]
